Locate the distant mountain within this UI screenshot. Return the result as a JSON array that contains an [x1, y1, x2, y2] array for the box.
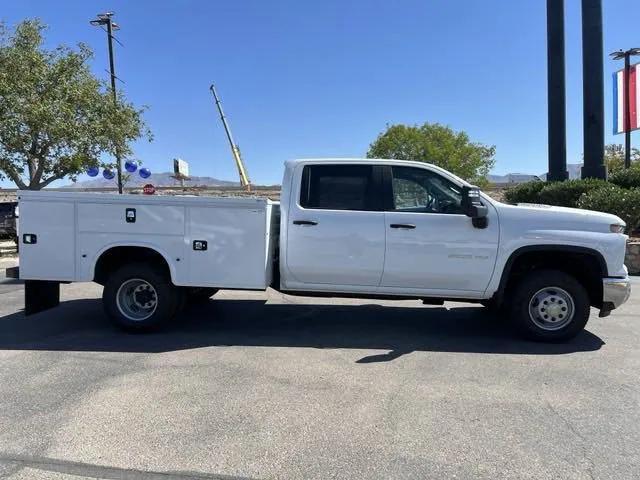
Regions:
[[490, 163, 583, 184], [66, 172, 239, 188]]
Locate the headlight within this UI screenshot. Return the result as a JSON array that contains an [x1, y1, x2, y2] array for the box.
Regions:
[[610, 224, 625, 233]]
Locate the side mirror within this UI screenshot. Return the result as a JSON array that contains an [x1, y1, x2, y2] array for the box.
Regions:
[[461, 186, 488, 228]]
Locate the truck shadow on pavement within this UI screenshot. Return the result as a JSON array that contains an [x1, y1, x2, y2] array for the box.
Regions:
[[0, 297, 605, 360]]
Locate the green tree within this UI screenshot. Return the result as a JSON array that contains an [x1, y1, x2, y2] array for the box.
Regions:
[[0, 19, 150, 189], [366, 123, 496, 185], [603, 144, 640, 172]]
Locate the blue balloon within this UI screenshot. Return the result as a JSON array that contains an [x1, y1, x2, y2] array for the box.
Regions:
[[125, 160, 138, 173], [103, 169, 115, 180], [87, 167, 99, 177], [139, 167, 151, 179]]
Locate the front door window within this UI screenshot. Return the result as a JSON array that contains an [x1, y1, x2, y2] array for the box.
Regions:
[[390, 166, 464, 215]]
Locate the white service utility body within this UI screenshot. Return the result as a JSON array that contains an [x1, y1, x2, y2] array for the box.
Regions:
[[11, 158, 631, 341]]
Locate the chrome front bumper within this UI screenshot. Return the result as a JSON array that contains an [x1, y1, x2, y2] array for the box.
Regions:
[[600, 277, 632, 317]]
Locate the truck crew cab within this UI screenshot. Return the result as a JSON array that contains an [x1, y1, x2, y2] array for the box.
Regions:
[[10, 159, 631, 342]]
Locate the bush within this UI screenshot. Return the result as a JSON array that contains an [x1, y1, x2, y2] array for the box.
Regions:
[[609, 164, 640, 189], [577, 185, 640, 233], [537, 178, 608, 208], [503, 181, 546, 204]]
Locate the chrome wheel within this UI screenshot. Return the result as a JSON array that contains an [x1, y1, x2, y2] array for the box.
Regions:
[[116, 278, 158, 322], [528, 286, 575, 331]]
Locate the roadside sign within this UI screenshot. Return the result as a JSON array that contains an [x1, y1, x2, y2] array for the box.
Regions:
[[143, 184, 156, 195], [173, 158, 189, 178]]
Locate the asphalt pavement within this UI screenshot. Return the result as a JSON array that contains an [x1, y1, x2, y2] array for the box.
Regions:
[[0, 260, 639, 479]]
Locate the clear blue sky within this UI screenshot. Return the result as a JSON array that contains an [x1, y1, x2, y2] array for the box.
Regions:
[[2, 0, 640, 185]]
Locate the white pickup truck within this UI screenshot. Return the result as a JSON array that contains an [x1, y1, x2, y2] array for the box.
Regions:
[[8, 158, 631, 341]]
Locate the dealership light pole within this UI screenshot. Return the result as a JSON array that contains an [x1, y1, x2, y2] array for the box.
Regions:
[[90, 12, 123, 194], [580, 0, 607, 179], [546, 0, 568, 181], [610, 48, 640, 169]]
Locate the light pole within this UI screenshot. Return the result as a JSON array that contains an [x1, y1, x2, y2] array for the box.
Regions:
[[546, 0, 568, 181], [581, 0, 606, 180], [610, 48, 640, 169], [90, 12, 123, 194]]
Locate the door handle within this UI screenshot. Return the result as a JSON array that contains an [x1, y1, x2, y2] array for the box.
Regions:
[[293, 220, 318, 226], [390, 223, 416, 229]]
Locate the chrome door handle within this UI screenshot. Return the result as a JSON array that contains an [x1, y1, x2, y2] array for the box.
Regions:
[[293, 220, 318, 226], [390, 223, 416, 229]]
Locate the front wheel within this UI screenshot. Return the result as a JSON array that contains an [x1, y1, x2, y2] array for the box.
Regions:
[[509, 269, 590, 342], [103, 263, 178, 332]]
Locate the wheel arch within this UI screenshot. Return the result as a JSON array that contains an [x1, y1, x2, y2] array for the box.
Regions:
[[495, 245, 607, 308], [92, 244, 176, 285]]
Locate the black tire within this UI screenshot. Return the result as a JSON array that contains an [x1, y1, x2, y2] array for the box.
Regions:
[[186, 287, 218, 303], [509, 269, 590, 342], [102, 262, 178, 332]]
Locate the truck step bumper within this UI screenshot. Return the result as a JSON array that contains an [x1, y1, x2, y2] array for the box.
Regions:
[[600, 277, 632, 317], [25, 280, 60, 316], [5, 266, 19, 279]]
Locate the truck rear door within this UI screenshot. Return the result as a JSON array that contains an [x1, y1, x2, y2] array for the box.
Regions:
[[284, 164, 385, 289]]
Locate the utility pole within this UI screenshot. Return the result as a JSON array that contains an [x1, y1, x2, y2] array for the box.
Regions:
[[580, 0, 607, 179], [610, 48, 640, 169], [546, 0, 568, 181], [90, 12, 123, 194]]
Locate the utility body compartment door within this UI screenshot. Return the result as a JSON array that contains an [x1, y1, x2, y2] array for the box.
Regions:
[[186, 205, 269, 289], [18, 200, 75, 281]]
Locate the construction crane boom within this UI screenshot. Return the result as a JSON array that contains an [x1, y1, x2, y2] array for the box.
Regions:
[[209, 84, 251, 191]]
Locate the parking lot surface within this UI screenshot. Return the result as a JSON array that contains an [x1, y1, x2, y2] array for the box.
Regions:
[[1, 263, 639, 479]]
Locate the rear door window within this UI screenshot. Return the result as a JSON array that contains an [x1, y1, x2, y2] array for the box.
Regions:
[[300, 165, 378, 211]]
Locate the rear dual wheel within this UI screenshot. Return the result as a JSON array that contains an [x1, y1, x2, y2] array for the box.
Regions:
[[103, 264, 219, 331], [103, 263, 178, 332]]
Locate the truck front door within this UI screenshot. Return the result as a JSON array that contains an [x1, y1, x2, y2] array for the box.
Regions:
[[284, 164, 385, 290], [380, 165, 499, 295]]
